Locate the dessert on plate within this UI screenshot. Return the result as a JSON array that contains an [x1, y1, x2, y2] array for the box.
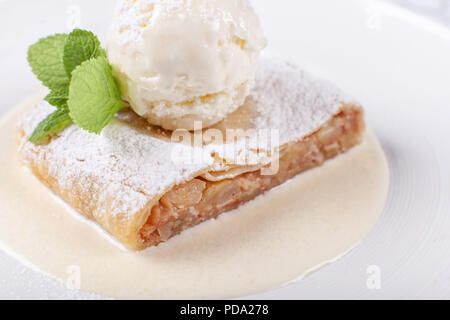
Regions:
[[16, 0, 365, 250]]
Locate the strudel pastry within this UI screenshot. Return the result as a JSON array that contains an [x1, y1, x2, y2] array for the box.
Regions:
[[16, 58, 365, 250]]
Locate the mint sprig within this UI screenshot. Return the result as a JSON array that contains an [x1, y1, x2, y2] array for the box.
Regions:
[[63, 29, 106, 77], [27, 28, 123, 144], [69, 57, 126, 134], [28, 34, 69, 92], [29, 105, 73, 144], [44, 88, 69, 108]]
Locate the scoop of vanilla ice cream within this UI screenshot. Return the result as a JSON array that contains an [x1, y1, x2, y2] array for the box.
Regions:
[[107, 0, 267, 130]]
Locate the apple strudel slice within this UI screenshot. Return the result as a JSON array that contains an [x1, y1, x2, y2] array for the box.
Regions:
[[16, 58, 365, 250]]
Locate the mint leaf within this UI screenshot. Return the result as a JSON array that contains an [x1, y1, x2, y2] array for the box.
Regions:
[[29, 105, 73, 144], [45, 88, 69, 108], [28, 34, 69, 91], [28, 29, 123, 143], [68, 57, 127, 134], [63, 29, 106, 78]]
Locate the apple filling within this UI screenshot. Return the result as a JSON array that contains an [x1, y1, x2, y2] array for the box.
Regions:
[[140, 105, 365, 246]]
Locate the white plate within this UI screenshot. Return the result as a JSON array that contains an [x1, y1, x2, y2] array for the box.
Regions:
[[0, 0, 449, 299]]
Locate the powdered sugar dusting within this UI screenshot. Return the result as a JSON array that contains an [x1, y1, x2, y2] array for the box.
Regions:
[[17, 57, 353, 222], [17, 105, 208, 220], [251, 58, 352, 145]]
